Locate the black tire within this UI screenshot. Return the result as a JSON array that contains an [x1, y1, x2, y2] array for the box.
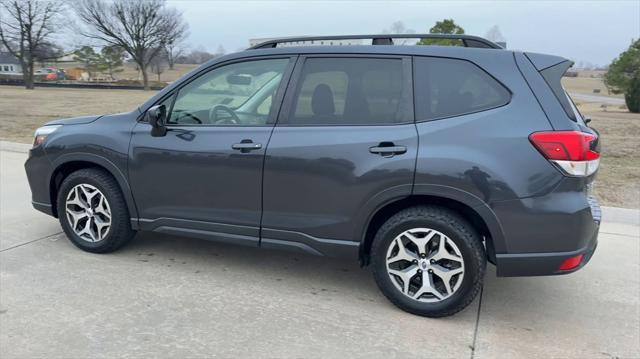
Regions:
[[56, 168, 135, 253], [371, 205, 486, 317]]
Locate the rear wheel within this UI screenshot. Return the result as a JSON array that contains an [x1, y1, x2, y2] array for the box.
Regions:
[[371, 206, 486, 317], [57, 168, 135, 253]]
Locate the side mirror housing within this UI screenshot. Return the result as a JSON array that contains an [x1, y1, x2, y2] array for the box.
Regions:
[[147, 104, 167, 137]]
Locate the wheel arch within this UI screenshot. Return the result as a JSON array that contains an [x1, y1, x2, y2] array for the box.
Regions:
[[49, 153, 139, 225], [359, 188, 506, 265]]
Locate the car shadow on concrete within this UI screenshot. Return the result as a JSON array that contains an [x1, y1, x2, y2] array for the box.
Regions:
[[120, 231, 384, 302]]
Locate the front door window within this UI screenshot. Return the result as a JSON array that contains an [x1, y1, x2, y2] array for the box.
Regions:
[[167, 58, 290, 126]]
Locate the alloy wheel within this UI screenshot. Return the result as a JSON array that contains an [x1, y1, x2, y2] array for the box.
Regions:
[[65, 183, 112, 242], [385, 228, 465, 302]]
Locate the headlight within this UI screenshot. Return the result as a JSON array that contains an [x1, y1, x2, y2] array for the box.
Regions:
[[33, 125, 61, 147]]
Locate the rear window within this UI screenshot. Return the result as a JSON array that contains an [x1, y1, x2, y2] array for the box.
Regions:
[[414, 57, 511, 121], [287, 57, 410, 125]]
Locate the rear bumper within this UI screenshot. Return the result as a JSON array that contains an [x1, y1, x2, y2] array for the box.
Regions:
[[495, 225, 598, 276], [492, 177, 601, 277]]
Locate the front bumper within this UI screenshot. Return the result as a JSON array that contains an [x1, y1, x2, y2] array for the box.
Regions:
[[25, 146, 55, 217]]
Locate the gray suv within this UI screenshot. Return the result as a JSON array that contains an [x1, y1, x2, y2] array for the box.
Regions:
[[25, 34, 601, 317]]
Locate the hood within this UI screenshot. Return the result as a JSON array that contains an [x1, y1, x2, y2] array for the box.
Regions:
[[46, 114, 103, 126]]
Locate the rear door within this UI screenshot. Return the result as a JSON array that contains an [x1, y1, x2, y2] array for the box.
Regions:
[[261, 55, 418, 255]]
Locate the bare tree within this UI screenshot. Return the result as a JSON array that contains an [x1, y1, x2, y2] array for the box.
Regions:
[[485, 25, 505, 43], [148, 49, 167, 82], [214, 44, 225, 57], [75, 0, 188, 90], [164, 33, 187, 70], [382, 21, 416, 45], [0, 0, 63, 89]]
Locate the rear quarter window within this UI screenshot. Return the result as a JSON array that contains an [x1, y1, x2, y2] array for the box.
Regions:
[[540, 61, 577, 121], [414, 57, 511, 121]]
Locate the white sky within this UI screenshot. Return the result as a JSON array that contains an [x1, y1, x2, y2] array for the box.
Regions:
[[167, 0, 640, 66]]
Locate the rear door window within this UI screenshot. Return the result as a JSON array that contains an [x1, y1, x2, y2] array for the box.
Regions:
[[285, 57, 412, 125], [414, 57, 511, 121]]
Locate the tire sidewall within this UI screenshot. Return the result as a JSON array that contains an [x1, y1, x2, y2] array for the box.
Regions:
[[372, 214, 484, 315]]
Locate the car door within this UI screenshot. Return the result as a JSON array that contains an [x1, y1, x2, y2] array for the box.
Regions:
[[129, 56, 295, 245], [261, 55, 418, 256]]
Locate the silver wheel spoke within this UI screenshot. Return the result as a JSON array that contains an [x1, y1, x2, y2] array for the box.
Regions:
[[79, 184, 99, 204], [386, 228, 465, 303], [388, 265, 419, 294], [95, 195, 111, 220], [77, 217, 96, 242], [66, 186, 88, 209], [431, 265, 464, 295], [387, 237, 419, 264], [404, 230, 436, 254], [94, 217, 110, 241], [413, 271, 443, 300], [66, 209, 88, 229], [65, 183, 111, 243], [429, 236, 463, 263]]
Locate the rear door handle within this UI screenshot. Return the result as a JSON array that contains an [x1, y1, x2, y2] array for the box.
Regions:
[[232, 140, 262, 152], [369, 143, 407, 157]]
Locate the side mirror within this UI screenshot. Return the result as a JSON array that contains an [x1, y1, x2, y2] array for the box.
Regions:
[[147, 104, 167, 137]]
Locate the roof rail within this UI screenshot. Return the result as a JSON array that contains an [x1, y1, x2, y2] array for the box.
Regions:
[[249, 34, 503, 50]]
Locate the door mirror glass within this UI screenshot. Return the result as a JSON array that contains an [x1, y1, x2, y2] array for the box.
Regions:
[[147, 104, 167, 137]]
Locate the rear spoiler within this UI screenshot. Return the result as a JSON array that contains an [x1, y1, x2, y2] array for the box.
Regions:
[[525, 52, 577, 122], [525, 52, 571, 71]]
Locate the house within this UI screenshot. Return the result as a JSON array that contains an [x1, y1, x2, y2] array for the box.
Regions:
[[0, 52, 22, 74]]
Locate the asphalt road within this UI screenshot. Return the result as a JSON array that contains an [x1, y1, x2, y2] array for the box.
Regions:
[[1, 148, 639, 358], [568, 92, 626, 105]]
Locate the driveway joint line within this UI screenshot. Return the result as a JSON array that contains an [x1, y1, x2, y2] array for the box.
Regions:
[[0, 232, 63, 253], [470, 285, 484, 359], [598, 231, 639, 239]]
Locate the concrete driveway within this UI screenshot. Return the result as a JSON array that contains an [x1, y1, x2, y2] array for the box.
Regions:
[[1, 147, 638, 358]]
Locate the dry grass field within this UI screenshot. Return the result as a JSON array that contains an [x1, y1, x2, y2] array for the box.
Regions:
[[0, 86, 155, 143], [0, 73, 638, 208], [573, 102, 640, 208]]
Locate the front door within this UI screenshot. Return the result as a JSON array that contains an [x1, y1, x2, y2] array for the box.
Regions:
[[129, 56, 295, 244], [261, 56, 418, 255]]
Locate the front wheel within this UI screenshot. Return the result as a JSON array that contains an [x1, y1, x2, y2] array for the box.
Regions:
[[57, 168, 135, 253], [371, 206, 486, 317]]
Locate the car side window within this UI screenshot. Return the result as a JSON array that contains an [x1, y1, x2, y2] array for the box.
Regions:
[[286, 57, 409, 125], [167, 58, 289, 126], [414, 57, 510, 121]]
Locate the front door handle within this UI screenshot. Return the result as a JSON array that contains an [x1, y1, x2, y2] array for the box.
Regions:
[[369, 143, 407, 157], [232, 140, 262, 153]]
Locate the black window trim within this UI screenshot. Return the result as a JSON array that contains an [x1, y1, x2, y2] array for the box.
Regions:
[[276, 53, 415, 127], [138, 55, 298, 128], [412, 55, 513, 123]]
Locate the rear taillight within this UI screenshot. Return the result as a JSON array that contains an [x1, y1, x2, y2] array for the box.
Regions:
[[559, 254, 584, 270], [529, 131, 600, 177]]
